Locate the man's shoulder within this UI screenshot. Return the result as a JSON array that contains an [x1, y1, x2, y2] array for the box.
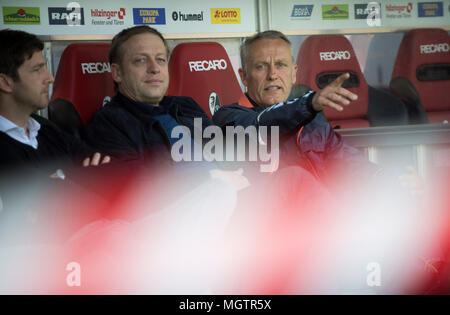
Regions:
[[31, 114, 65, 135], [216, 102, 261, 114], [166, 95, 195, 104], [32, 113, 54, 126], [299, 115, 338, 149], [165, 95, 212, 120], [88, 97, 132, 124], [166, 95, 203, 111]]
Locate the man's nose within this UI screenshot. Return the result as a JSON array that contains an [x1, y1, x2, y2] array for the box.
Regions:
[[147, 58, 160, 74], [46, 68, 55, 84], [267, 64, 278, 80]]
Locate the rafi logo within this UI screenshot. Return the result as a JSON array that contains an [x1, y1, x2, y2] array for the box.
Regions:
[[319, 51, 351, 61], [90, 8, 126, 25], [420, 43, 450, 54], [133, 8, 166, 25], [189, 59, 228, 72], [418, 2, 443, 17], [291, 5, 314, 19], [355, 3, 381, 19], [211, 8, 241, 24], [322, 4, 349, 20], [48, 6, 85, 25], [81, 62, 111, 74], [2, 6, 40, 25], [172, 11, 204, 22], [209, 92, 221, 116]]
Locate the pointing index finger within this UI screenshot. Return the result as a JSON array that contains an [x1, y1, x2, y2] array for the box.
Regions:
[[332, 72, 350, 87]]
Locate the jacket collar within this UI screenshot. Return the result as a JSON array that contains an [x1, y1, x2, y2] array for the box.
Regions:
[[113, 92, 177, 118], [238, 93, 264, 109]]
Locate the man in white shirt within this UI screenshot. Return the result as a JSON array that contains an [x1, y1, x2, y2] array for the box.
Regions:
[[0, 29, 110, 173]]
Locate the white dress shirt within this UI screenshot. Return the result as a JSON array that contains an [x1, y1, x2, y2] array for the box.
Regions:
[[0, 115, 41, 149]]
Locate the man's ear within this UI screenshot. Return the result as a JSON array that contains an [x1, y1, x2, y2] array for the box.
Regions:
[[238, 68, 247, 89], [110, 63, 122, 85], [0, 74, 14, 93], [292, 64, 298, 85]]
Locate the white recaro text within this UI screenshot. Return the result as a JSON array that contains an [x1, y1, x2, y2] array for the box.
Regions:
[[189, 59, 227, 72], [81, 62, 111, 74], [319, 51, 351, 61], [420, 43, 450, 54]]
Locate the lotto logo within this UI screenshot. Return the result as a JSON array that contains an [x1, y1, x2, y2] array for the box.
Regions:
[[211, 8, 241, 24]]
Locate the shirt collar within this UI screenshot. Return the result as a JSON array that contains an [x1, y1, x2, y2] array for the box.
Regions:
[[0, 115, 20, 133], [241, 93, 264, 109], [28, 116, 41, 138], [116, 92, 172, 116], [0, 115, 41, 133], [0, 115, 41, 147]]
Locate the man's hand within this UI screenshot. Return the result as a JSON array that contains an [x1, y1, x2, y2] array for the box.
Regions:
[[82, 152, 111, 167], [311, 72, 358, 112]]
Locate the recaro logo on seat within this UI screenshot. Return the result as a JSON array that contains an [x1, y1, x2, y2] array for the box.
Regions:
[[420, 43, 450, 54], [189, 59, 227, 72], [319, 51, 351, 61], [81, 62, 111, 74]]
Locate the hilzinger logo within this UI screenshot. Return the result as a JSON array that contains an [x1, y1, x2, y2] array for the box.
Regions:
[[189, 59, 228, 72], [320, 51, 351, 61], [91, 8, 125, 19], [81, 62, 111, 74], [420, 43, 450, 54], [386, 2, 413, 13]]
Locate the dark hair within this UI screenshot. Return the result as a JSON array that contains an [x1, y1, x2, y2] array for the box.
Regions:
[[0, 29, 44, 81], [240, 30, 293, 73], [109, 25, 170, 66]]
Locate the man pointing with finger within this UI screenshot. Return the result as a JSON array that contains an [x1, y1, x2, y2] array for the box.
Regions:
[[213, 30, 371, 182]]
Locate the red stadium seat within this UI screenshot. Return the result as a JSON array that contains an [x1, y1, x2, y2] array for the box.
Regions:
[[390, 28, 450, 124], [49, 43, 114, 136], [167, 42, 243, 118], [296, 35, 407, 129]]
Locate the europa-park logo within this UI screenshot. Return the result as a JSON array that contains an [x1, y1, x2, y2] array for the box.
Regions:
[[2, 6, 41, 24], [210, 8, 241, 24]]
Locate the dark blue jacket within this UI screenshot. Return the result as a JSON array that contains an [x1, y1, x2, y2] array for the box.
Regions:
[[85, 92, 213, 166], [213, 93, 376, 182]]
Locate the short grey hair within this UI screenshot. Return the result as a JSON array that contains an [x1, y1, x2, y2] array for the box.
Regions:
[[240, 30, 294, 74]]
